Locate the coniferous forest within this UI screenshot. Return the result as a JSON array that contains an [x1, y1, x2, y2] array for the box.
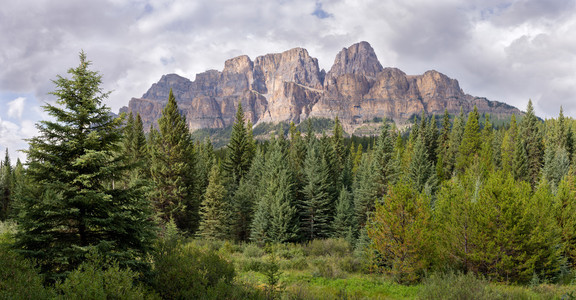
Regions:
[[3, 54, 576, 299]]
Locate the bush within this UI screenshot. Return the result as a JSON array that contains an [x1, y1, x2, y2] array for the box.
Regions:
[[304, 238, 351, 257], [419, 272, 500, 300], [55, 254, 158, 300], [0, 246, 53, 299], [151, 240, 236, 299], [0, 220, 17, 245], [242, 243, 265, 258], [238, 258, 268, 272]]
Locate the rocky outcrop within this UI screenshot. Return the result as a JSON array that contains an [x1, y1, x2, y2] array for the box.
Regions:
[[121, 41, 521, 133]]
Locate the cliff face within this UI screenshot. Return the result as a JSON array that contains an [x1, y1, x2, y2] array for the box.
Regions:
[[121, 41, 521, 133]]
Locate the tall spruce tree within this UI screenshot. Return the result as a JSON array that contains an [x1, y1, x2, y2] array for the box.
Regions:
[[15, 53, 155, 280], [520, 100, 544, 187], [224, 102, 254, 185], [121, 112, 148, 186], [149, 89, 198, 232], [198, 162, 230, 240], [251, 139, 299, 244], [332, 187, 355, 240], [299, 141, 333, 240], [456, 106, 481, 173], [0, 149, 12, 220]]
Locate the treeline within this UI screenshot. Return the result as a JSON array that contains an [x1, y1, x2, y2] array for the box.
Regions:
[[2, 52, 576, 289]]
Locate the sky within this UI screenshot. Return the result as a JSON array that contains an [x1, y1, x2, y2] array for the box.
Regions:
[[1, 0, 576, 162]]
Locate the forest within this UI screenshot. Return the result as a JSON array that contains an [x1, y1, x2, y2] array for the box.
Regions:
[[2, 53, 576, 299]]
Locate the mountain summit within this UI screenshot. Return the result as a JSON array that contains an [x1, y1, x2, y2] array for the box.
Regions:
[[121, 42, 521, 133]]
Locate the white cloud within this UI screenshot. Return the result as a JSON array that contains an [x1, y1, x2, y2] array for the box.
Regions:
[[0, 0, 575, 121], [7, 97, 26, 119]]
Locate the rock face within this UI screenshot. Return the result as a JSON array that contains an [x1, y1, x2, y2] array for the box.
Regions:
[[121, 41, 521, 133]]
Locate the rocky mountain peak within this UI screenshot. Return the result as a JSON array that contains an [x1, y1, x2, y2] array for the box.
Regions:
[[121, 41, 522, 135], [326, 41, 384, 82]]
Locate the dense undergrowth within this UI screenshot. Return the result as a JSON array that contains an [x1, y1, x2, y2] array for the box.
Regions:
[[2, 222, 576, 299]]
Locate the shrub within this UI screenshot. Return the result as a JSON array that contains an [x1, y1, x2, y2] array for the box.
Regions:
[[243, 243, 265, 258], [239, 258, 268, 272], [304, 238, 351, 257], [151, 240, 236, 299], [0, 246, 53, 299], [419, 272, 500, 300], [55, 255, 158, 300]]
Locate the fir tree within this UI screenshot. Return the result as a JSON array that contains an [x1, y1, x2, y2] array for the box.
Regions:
[[500, 114, 518, 173], [233, 148, 265, 241], [149, 89, 198, 232], [299, 141, 333, 240], [251, 140, 299, 244], [332, 187, 355, 240], [121, 112, 148, 186], [367, 182, 433, 283], [520, 100, 544, 187], [224, 102, 254, 185], [456, 106, 481, 173], [15, 52, 155, 280], [409, 136, 437, 194], [198, 162, 230, 240], [0, 149, 12, 220]]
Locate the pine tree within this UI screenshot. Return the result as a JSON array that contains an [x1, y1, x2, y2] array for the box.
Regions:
[[332, 116, 346, 171], [198, 162, 230, 240], [299, 141, 333, 240], [332, 187, 355, 240], [409, 136, 437, 194], [121, 112, 148, 186], [353, 153, 379, 229], [15, 53, 155, 280], [149, 89, 198, 232], [520, 100, 544, 187], [224, 102, 254, 185], [500, 114, 518, 173], [251, 140, 299, 244], [372, 123, 398, 197], [0, 149, 12, 220], [456, 106, 481, 173], [555, 175, 576, 267], [436, 109, 452, 181], [513, 137, 530, 182], [232, 148, 265, 241], [367, 182, 433, 283], [445, 108, 465, 178]]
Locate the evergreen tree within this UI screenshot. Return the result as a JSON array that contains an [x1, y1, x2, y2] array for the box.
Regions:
[[251, 140, 299, 244], [232, 148, 265, 241], [367, 182, 433, 283], [555, 175, 576, 267], [520, 100, 544, 187], [436, 110, 452, 181], [409, 136, 437, 194], [15, 53, 155, 280], [198, 162, 230, 240], [332, 116, 346, 171], [456, 106, 481, 173], [372, 123, 398, 197], [332, 187, 355, 240], [224, 102, 254, 185], [513, 137, 530, 182], [353, 153, 379, 229], [0, 149, 12, 220], [121, 112, 148, 186], [299, 141, 333, 240], [501, 114, 518, 173], [542, 146, 570, 190], [149, 89, 198, 232], [446, 108, 465, 178]]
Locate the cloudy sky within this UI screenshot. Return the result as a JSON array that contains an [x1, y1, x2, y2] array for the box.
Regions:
[[1, 0, 576, 162]]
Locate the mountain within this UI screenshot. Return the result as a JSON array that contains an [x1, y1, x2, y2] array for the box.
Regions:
[[120, 41, 521, 133]]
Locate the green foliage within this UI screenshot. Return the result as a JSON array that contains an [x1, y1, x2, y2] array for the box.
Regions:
[[299, 140, 334, 240], [55, 254, 159, 300], [148, 89, 198, 232], [151, 239, 236, 299], [419, 272, 499, 300], [456, 106, 481, 172], [199, 162, 231, 240], [0, 149, 13, 220], [223, 102, 255, 184], [250, 140, 299, 244], [367, 182, 433, 283], [15, 52, 155, 281], [0, 246, 53, 299]]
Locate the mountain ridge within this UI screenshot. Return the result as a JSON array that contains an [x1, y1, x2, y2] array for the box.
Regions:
[[120, 41, 521, 133]]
